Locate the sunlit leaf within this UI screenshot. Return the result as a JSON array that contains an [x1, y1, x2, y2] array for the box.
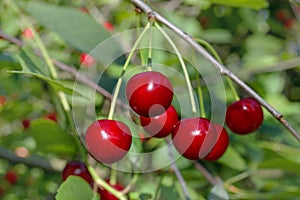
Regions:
[[56, 176, 96, 200], [27, 119, 77, 156], [217, 145, 247, 171], [208, 183, 229, 200]]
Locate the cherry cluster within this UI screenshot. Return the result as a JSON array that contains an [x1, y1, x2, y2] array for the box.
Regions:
[[126, 71, 229, 161], [85, 70, 264, 164], [62, 160, 123, 200]]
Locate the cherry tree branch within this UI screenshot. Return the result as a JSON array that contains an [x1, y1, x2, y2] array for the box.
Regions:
[[0, 146, 60, 172], [166, 140, 191, 200], [130, 0, 300, 143], [193, 161, 220, 186]]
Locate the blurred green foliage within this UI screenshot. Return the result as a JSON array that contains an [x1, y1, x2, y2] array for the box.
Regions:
[[0, 0, 300, 199]]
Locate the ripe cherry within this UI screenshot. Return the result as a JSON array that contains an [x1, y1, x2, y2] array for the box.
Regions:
[[103, 22, 114, 32], [203, 124, 229, 161], [275, 10, 287, 22], [0, 96, 6, 106], [98, 179, 124, 200], [22, 28, 34, 39], [62, 160, 93, 186], [44, 112, 58, 122], [79, 7, 89, 13], [140, 105, 178, 138], [225, 97, 263, 135], [200, 16, 209, 28], [22, 119, 30, 129], [283, 18, 294, 29], [172, 118, 228, 160], [126, 71, 173, 117], [80, 53, 96, 67], [85, 119, 132, 164], [4, 170, 18, 185]]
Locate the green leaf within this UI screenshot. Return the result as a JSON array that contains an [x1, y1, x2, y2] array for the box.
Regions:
[[259, 158, 300, 175], [217, 145, 247, 171], [27, 119, 77, 156], [208, 183, 229, 200], [164, 11, 203, 36], [25, 1, 123, 64], [259, 142, 300, 164], [245, 34, 283, 54], [56, 176, 96, 200], [18, 46, 50, 76], [201, 29, 232, 44], [10, 46, 75, 94], [239, 9, 259, 33], [209, 0, 268, 10], [160, 184, 181, 200], [25, 1, 109, 53]]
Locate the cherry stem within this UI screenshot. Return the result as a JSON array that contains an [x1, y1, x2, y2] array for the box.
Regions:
[[224, 170, 252, 188], [136, 13, 146, 65], [130, 0, 300, 142], [87, 165, 127, 200], [147, 21, 154, 71], [107, 22, 151, 120], [192, 50, 206, 118], [195, 38, 239, 101], [195, 74, 206, 118], [109, 165, 117, 186], [155, 22, 198, 117], [121, 173, 139, 194]]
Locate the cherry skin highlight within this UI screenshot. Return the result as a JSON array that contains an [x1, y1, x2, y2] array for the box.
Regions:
[[98, 179, 124, 200], [172, 118, 228, 160], [62, 160, 93, 185], [140, 105, 178, 138], [85, 119, 132, 164], [225, 97, 263, 135], [126, 71, 173, 117]]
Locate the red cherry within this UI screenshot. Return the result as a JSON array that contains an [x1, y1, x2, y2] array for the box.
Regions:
[[140, 105, 178, 138], [85, 119, 132, 164], [44, 112, 58, 122], [203, 124, 229, 161], [62, 160, 93, 186], [103, 22, 114, 32], [172, 118, 228, 160], [225, 97, 263, 135], [4, 170, 18, 185], [79, 7, 89, 13], [283, 18, 294, 29], [80, 53, 96, 67], [22, 28, 34, 39], [98, 179, 124, 200], [275, 10, 287, 22], [22, 119, 30, 129], [126, 71, 173, 117], [0, 96, 6, 106], [200, 17, 209, 28]]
